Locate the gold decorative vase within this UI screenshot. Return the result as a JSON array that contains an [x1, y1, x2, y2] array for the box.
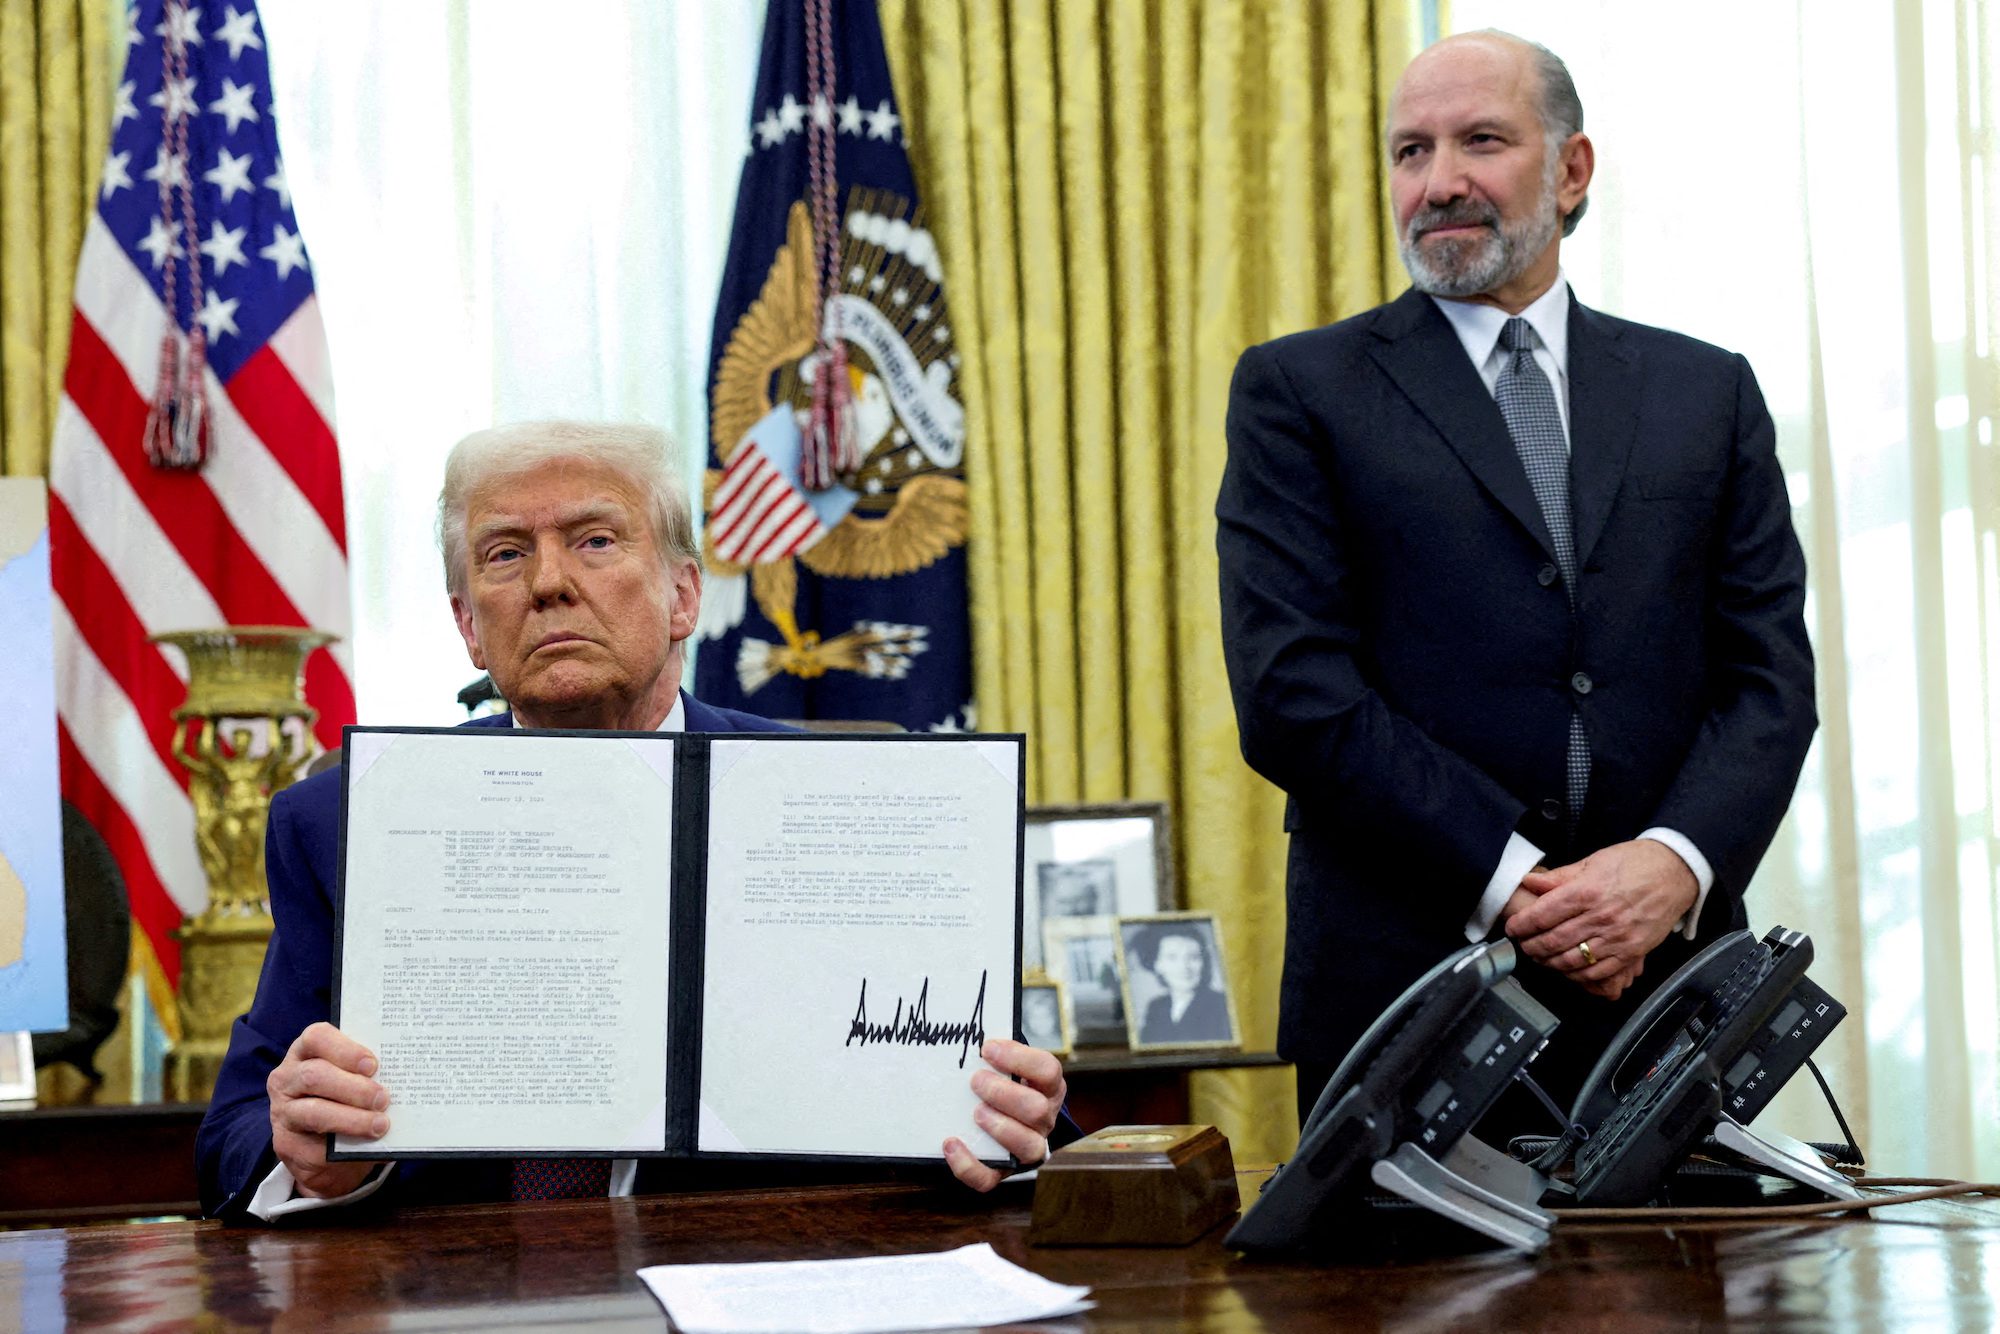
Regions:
[[153, 626, 335, 1103]]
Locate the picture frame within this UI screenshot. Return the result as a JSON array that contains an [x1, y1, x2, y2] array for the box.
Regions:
[[1041, 915, 1129, 1048], [1114, 912, 1241, 1053], [1021, 801, 1173, 974], [0, 1031, 34, 1104], [1018, 976, 1072, 1058]]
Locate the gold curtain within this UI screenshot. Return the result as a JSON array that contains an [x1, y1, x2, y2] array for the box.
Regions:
[[0, 0, 111, 478], [880, 0, 1425, 1163]]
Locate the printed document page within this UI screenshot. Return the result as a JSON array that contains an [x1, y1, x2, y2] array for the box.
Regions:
[[638, 1243, 1093, 1334], [334, 730, 675, 1155], [697, 738, 1020, 1160]]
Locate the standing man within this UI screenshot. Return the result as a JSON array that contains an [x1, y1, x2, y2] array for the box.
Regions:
[[1216, 32, 1816, 1128]]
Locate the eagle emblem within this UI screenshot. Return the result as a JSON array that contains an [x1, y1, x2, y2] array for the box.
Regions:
[[699, 191, 969, 693]]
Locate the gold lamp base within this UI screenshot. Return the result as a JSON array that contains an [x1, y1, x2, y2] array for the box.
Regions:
[[153, 626, 334, 1104], [167, 912, 279, 1103]]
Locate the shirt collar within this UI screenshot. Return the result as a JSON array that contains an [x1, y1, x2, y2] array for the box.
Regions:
[[1430, 274, 1571, 375], [506, 691, 687, 732]]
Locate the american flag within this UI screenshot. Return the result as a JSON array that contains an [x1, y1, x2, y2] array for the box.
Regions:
[[698, 0, 972, 731], [708, 428, 828, 567], [49, 0, 353, 996]]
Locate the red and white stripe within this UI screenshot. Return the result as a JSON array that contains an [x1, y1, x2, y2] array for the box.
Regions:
[[708, 437, 827, 566], [49, 217, 354, 984]]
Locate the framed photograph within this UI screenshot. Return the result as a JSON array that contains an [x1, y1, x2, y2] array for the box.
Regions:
[[1021, 801, 1172, 973], [0, 1031, 33, 1103], [1114, 913, 1241, 1052], [1041, 915, 1128, 1048], [1018, 977, 1072, 1058]]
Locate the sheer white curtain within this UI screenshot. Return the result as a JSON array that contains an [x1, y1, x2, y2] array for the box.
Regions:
[[258, 1, 761, 724], [1453, 0, 2000, 1177]]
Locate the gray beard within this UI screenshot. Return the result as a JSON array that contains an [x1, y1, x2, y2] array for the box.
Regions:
[[1399, 187, 1560, 299]]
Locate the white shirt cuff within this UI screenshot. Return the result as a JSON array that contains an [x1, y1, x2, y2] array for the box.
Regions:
[[1637, 826, 1714, 939], [1466, 833, 1545, 942], [247, 1159, 393, 1220], [247, 1156, 636, 1218]]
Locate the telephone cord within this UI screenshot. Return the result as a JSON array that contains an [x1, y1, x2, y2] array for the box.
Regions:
[[1549, 1178, 2000, 1223]]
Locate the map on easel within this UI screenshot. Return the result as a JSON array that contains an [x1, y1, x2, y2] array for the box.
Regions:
[[0, 479, 68, 1034]]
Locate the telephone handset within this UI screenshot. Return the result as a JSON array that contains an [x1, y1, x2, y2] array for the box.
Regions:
[[1229, 939, 1562, 1254], [1561, 925, 1847, 1206], [1569, 928, 1769, 1131]]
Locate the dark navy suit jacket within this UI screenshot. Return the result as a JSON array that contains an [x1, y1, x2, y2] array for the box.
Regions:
[[196, 693, 794, 1219], [1216, 289, 1817, 1099]]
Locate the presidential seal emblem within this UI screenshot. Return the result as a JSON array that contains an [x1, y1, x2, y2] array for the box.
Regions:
[[699, 191, 969, 696]]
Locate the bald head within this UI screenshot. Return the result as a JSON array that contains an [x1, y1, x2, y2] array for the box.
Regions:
[[1386, 30, 1593, 310], [1396, 30, 1543, 101]]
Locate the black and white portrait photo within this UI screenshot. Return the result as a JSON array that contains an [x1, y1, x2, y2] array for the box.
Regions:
[[1037, 859, 1114, 919], [1019, 979, 1071, 1056], [1042, 916, 1127, 1047], [1117, 914, 1239, 1051], [1019, 803, 1171, 973]]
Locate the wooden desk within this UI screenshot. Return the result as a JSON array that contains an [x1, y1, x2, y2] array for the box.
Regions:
[[0, 1055, 1289, 1227], [0, 1103, 206, 1226], [5, 1171, 1996, 1330]]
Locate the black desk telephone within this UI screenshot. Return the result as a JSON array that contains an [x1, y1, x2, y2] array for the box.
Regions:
[[1228, 939, 1563, 1253], [1230, 926, 1853, 1255], [1558, 925, 1851, 1206]]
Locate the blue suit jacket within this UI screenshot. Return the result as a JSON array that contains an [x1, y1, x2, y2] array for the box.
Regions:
[[1216, 289, 1816, 1097], [196, 694, 795, 1219]]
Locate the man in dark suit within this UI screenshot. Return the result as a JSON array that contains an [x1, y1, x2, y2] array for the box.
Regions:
[[198, 421, 1067, 1220], [1215, 32, 1816, 1130]]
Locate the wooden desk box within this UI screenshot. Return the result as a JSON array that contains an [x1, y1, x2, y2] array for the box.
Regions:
[[1030, 1123, 1240, 1246]]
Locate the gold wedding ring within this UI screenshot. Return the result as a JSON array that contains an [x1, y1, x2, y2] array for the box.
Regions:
[[1576, 939, 1597, 967]]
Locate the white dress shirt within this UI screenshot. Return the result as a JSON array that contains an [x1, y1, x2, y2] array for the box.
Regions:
[[1426, 280, 1716, 946], [248, 695, 688, 1219]]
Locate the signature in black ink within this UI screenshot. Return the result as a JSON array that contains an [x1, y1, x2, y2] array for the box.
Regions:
[[846, 970, 988, 1068]]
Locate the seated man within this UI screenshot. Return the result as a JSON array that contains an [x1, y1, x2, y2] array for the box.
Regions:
[[196, 421, 1068, 1220]]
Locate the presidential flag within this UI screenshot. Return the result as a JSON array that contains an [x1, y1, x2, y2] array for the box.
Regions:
[[49, 0, 352, 996], [696, 0, 971, 732]]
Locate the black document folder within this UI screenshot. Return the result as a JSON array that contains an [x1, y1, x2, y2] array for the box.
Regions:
[[328, 728, 1025, 1171]]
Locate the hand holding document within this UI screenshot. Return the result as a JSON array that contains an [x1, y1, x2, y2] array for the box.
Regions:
[[330, 728, 1025, 1168], [334, 729, 678, 1156], [698, 737, 1021, 1161], [637, 1243, 1093, 1334]]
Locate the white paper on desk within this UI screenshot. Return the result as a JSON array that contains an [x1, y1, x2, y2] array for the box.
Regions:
[[334, 730, 675, 1154], [697, 739, 1020, 1161], [637, 1242, 1092, 1334]]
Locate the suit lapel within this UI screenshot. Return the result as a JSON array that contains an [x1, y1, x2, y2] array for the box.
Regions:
[[1566, 298, 1641, 571], [680, 691, 724, 732], [1366, 289, 1557, 561]]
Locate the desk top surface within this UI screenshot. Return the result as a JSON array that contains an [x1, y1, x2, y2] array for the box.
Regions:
[[4, 1171, 1997, 1332]]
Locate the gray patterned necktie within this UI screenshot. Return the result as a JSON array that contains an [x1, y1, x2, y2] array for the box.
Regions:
[[1494, 317, 1589, 825]]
